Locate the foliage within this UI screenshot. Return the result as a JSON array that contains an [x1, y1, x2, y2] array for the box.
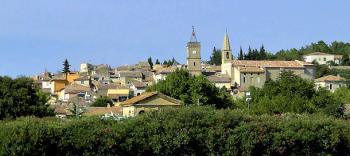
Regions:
[[146, 69, 234, 108], [161, 57, 177, 67], [155, 59, 160, 64], [0, 76, 54, 120], [91, 96, 113, 107], [1, 107, 350, 155], [243, 45, 272, 60], [315, 63, 330, 78], [67, 102, 86, 117], [238, 46, 244, 60], [62, 59, 71, 75], [208, 47, 221, 65], [329, 68, 350, 80], [274, 41, 350, 61], [243, 71, 344, 117], [147, 56, 153, 69]]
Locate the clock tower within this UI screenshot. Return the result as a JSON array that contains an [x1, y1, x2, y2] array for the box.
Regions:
[[186, 26, 202, 76]]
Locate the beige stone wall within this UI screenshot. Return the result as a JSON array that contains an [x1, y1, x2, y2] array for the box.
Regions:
[[221, 63, 233, 76], [315, 81, 346, 93], [214, 83, 231, 89], [122, 106, 135, 117], [233, 67, 241, 85], [240, 72, 265, 90]]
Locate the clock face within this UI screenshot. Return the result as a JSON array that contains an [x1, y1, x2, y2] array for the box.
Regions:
[[192, 50, 197, 54]]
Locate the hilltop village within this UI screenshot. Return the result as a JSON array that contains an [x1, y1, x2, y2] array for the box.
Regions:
[[32, 28, 348, 117]]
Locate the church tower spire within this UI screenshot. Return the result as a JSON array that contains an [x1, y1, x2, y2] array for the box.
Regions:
[[186, 26, 202, 76], [223, 30, 231, 51], [189, 26, 198, 42], [222, 30, 233, 64]]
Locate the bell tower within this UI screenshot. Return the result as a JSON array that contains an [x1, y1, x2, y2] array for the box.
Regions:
[[222, 30, 233, 64], [186, 26, 202, 76]]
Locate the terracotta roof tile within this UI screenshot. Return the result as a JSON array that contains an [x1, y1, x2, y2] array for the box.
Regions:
[[315, 75, 346, 82], [238, 67, 265, 73], [305, 52, 332, 56], [231, 60, 310, 68], [122, 92, 181, 106], [64, 84, 91, 94], [85, 107, 122, 116], [207, 75, 231, 83]]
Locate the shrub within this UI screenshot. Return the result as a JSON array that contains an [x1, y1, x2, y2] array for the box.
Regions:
[[1, 107, 350, 155]]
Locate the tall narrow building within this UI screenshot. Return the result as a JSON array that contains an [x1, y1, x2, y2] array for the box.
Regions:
[[186, 26, 202, 76], [221, 31, 233, 65]]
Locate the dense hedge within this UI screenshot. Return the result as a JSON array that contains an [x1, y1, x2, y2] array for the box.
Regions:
[[1, 107, 350, 155]]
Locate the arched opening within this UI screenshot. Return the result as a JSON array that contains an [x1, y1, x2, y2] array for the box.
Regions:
[[137, 93, 141, 96], [193, 62, 196, 66], [139, 110, 145, 115], [226, 52, 229, 59]]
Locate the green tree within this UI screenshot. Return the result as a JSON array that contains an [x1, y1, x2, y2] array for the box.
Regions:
[[238, 46, 244, 60], [0, 76, 54, 119], [259, 45, 267, 60], [147, 69, 234, 108], [341, 54, 350, 65], [62, 59, 71, 80], [91, 96, 113, 107], [163, 60, 168, 66], [147, 57, 154, 69], [209, 47, 221, 65], [315, 63, 330, 78], [245, 71, 344, 117], [155, 59, 160, 64]]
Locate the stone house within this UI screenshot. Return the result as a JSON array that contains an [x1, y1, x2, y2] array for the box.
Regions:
[[121, 92, 181, 117], [315, 75, 347, 92], [303, 52, 343, 65], [221, 60, 316, 91]]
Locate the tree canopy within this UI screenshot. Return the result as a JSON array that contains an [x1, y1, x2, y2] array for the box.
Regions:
[[241, 71, 344, 117], [208, 47, 221, 65], [147, 69, 234, 108], [0, 76, 54, 120], [91, 96, 113, 107]]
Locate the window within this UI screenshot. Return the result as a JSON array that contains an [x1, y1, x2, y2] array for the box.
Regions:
[[324, 58, 326, 61], [339, 84, 342, 88], [330, 84, 333, 90], [250, 77, 253, 83], [257, 77, 260, 83], [243, 77, 246, 83], [226, 52, 229, 59], [81, 80, 84, 84], [193, 62, 196, 66]]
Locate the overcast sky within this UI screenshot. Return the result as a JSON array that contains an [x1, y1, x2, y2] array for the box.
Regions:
[[1, 0, 350, 77]]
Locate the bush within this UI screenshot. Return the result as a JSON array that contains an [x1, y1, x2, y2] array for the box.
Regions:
[[0, 107, 350, 155], [147, 69, 234, 108], [91, 96, 113, 107], [0, 76, 54, 120], [244, 71, 345, 117]]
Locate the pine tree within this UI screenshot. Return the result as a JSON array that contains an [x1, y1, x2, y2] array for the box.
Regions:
[[239, 46, 244, 60], [155, 59, 160, 64], [148, 57, 153, 69], [259, 45, 267, 60], [163, 60, 168, 66], [62, 59, 71, 80], [209, 47, 222, 65], [245, 46, 252, 60]]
